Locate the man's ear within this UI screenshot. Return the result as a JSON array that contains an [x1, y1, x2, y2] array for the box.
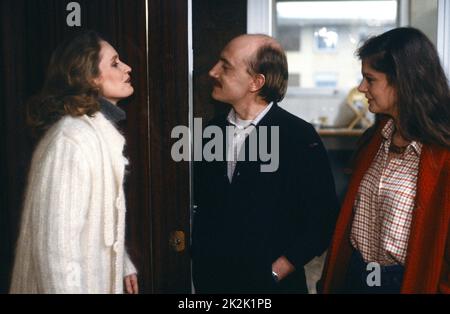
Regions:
[[250, 73, 265, 92]]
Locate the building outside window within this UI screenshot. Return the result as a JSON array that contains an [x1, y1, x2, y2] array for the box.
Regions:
[[274, 0, 397, 128], [275, 0, 397, 91]]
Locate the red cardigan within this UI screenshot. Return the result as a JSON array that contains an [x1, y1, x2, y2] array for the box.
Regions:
[[320, 122, 450, 293]]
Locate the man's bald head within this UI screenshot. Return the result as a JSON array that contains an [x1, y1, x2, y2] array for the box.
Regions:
[[226, 34, 284, 61], [231, 34, 282, 48]]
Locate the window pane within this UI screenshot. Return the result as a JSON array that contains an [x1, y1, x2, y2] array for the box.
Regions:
[[275, 0, 397, 90], [315, 27, 338, 51]]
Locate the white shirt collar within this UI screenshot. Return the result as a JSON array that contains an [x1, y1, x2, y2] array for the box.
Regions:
[[227, 102, 273, 128]]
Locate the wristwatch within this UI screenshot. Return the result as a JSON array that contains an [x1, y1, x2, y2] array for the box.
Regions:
[[272, 270, 280, 283]]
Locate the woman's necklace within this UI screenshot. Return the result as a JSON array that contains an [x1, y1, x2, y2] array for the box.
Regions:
[[390, 128, 409, 154], [389, 142, 408, 154]]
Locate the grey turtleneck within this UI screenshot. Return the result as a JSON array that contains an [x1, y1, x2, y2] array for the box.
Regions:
[[99, 98, 126, 123]]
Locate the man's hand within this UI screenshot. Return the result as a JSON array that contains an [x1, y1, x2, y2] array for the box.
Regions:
[[272, 256, 296, 282], [124, 273, 139, 294]]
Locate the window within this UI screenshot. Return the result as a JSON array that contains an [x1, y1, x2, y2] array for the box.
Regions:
[[275, 0, 397, 90], [315, 27, 338, 51], [314, 73, 338, 88]]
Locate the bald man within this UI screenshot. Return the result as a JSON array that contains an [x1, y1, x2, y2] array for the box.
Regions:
[[192, 34, 339, 293]]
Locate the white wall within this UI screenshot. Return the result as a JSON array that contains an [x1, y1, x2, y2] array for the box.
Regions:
[[247, 0, 273, 35]]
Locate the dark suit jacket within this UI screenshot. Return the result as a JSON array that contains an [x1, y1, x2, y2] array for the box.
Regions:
[[192, 104, 339, 293]]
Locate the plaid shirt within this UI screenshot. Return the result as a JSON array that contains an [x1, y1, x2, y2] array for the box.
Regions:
[[350, 119, 422, 266]]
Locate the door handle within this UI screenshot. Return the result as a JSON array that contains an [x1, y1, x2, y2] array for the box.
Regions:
[[169, 231, 186, 252]]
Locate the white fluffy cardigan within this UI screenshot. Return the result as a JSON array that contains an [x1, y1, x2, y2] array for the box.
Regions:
[[10, 112, 137, 294]]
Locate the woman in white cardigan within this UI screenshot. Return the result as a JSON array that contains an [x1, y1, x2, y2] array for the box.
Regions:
[[10, 31, 138, 294]]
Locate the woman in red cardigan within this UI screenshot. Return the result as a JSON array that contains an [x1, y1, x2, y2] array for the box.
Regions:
[[320, 27, 450, 293]]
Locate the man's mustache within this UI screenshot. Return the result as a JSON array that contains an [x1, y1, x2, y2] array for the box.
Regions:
[[211, 79, 222, 88]]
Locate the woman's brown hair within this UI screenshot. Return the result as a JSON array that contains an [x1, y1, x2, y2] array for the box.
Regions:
[[27, 31, 104, 136]]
